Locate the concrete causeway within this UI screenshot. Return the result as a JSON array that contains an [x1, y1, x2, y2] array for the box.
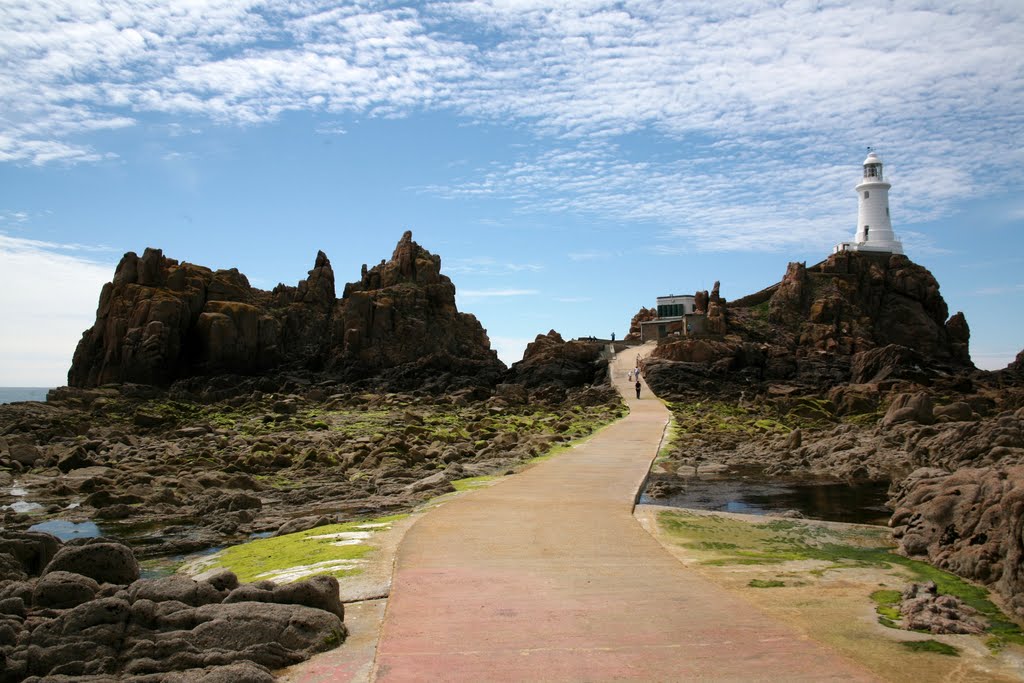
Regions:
[[370, 343, 879, 681]]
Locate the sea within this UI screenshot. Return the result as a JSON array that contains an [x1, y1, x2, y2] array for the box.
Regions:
[[0, 388, 52, 404]]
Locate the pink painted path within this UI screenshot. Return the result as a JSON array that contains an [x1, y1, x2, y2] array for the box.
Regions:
[[371, 344, 879, 681]]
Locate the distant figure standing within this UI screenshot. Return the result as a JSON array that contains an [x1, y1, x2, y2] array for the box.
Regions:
[[611, 332, 615, 342], [635, 380, 641, 399]]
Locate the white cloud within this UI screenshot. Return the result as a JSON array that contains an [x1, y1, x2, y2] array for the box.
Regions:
[[0, 234, 114, 386], [445, 256, 542, 275], [1, 0, 1022, 248], [314, 122, 348, 135]]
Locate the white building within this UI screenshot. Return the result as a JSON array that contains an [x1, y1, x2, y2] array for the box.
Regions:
[[656, 295, 696, 317], [834, 151, 904, 255], [638, 295, 699, 341]]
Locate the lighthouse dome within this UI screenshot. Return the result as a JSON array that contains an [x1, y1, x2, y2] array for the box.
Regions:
[[863, 152, 883, 166]]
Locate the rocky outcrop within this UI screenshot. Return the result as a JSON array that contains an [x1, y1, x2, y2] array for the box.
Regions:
[[767, 262, 808, 327], [0, 534, 346, 680], [765, 252, 968, 363], [624, 307, 657, 341], [890, 457, 1024, 618], [1002, 349, 1024, 383], [329, 232, 504, 389], [880, 392, 935, 426], [850, 345, 930, 384], [647, 252, 973, 392], [504, 330, 608, 389], [68, 232, 504, 391]]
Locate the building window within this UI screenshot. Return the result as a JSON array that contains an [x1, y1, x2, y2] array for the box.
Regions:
[[886, 207, 890, 216], [864, 190, 869, 199]]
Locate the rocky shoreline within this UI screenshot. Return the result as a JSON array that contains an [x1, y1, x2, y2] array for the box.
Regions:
[[0, 232, 630, 680], [2, 233, 1024, 679], [642, 383, 1024, 614]]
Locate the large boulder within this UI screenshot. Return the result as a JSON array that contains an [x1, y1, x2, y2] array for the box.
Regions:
[[890, 464, 1024, 618], [881, 392, 935, 426], [9, 442, 43, 467], [42, 542, 140, 585], [32, 570, 99, 609], [189, 601, 345, 657], [0, 532, 62, 577], [128, 574, 227, 606], [56, 444, 96, 472], [223, 575, 344, 621], [504, 330, 607, 389]]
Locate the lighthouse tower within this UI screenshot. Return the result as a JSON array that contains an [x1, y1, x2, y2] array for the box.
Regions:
[[834, 151, 904, 255]]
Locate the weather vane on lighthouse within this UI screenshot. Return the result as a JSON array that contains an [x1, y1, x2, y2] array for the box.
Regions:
[[833, 150, 904, 255]]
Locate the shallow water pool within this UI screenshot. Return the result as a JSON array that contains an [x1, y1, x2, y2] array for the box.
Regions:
[[641, 473, 891, 526], [28, 519, 103, 541]]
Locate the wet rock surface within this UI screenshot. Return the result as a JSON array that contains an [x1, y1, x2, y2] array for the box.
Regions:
[[0, 387, 623, 562], [0, 534, 344, 681]]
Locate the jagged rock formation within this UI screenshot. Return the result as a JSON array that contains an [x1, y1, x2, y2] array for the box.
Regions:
[[645, 251, 972, 395], [1002, 349, 1024, 383], [624, 307, 657, 341], [762, 252, 969, 362], [68, 232, 504, 391], [504, 330, 609, 389], [694, 281, 723, 315]]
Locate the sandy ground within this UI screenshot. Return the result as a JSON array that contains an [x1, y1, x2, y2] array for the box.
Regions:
[[635, 505, 1024, 683]]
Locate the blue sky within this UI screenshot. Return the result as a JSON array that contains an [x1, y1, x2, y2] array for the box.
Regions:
[[1, 0, 1022, 386]]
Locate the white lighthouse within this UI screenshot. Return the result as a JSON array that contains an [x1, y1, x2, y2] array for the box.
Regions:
[[834, 151, 904, 255]]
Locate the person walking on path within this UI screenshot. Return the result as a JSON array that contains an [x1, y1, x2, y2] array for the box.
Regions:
[[635, 379, 641, 399]]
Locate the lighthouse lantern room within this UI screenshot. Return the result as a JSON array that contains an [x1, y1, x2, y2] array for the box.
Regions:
[[834, 151, 904, 255]]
